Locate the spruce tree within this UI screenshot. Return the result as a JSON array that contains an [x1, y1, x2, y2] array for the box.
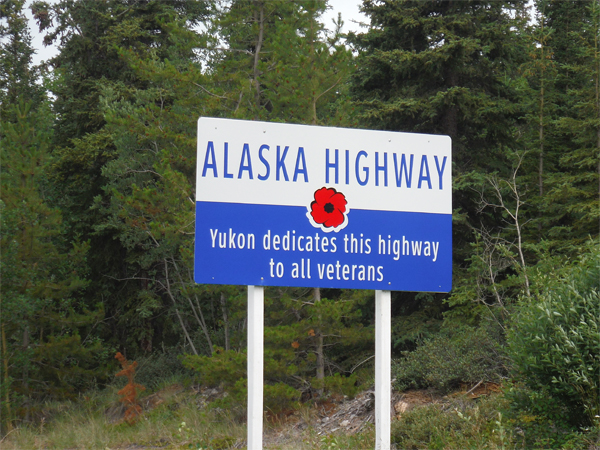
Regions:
[[349, 0, 528, 173], [30, 0, 210, 354], [540, 0, 600, 248], [348, 0, 530, 329], [1, 101, 105, 427], [0, 0, 43, 114]]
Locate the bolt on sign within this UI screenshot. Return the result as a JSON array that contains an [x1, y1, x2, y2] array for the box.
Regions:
[[195, 118, 452, 292]]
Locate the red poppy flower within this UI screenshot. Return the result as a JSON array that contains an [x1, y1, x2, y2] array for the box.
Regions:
[[309, 187, 347, 228]]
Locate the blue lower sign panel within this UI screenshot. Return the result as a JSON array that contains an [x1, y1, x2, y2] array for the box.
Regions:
[[195, 201, 451, 291], [195, 118, 452, 292]]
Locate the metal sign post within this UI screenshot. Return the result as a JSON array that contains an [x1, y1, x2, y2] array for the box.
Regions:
[[375, 290, 391, 450], [247, 285, 264, 450]]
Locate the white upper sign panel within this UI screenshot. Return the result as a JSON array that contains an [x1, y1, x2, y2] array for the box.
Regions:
[[196, 118, 451, 215]]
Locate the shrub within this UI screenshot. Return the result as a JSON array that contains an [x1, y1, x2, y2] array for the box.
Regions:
[[115, 352, 145, 424], [323, 373, 360, 399], [182, 348, 246, 388], [392, 326, 507, 393], [134, 347, 195, 390], [182, 349, 300, 418], [264, 382, 300, 415], [507, 245, 600, 427], [503, 384, 598, 449], [391, 394, 511, 449], [308, 373, 360, 399]]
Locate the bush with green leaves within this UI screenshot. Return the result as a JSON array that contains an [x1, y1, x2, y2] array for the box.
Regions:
[[392, 326, 507, 393], [391, 394, 511, 449], [182, 349, 300, 417], [503, 384, 598, 449], [133, 348, 196, 390], [507, 244, 600, 427]]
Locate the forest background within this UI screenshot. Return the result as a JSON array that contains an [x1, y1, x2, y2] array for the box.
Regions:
[[1, 0, 599, 448]]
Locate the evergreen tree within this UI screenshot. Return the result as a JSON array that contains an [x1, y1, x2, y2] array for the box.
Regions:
[[30, 0, 211, 354], [540, 0, 600, 248], [1, 101, 105, 430], [1, 1, 106, 429], [349, 0, 528, 172], [0, 0, 44, 115], [184, 0, 370, 395], [206, 0, 354, 125], [95, 33, 229, 355], [348, 0, 530, 330]]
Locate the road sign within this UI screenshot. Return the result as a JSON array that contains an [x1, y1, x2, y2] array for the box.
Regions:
[[195, 118, 452, 292]]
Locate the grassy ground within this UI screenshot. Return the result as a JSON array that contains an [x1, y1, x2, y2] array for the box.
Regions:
[[1, 385, 375, 450], [2, 384, 597, 449]]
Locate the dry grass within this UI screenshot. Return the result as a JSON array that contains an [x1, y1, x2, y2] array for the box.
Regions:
[[1, 386, 242, 449], [1, 386, 375, 450]]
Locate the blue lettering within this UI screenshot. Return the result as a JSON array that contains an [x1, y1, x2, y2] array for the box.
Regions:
[[202, 141, 218, 177], [345, 150, 350, 185], [326, 148, 339, 184], [418, 155, 431, 189], [375, 152, 388, 187], [393, 153, 413, 188], [258, 144, 270, 181], [223, 142, 233, 179], [434, 155, 447, 190], [276, 146, 289, 181], [293, 147, 309, 182], [355, 151, 369, 186], [238, 143, 253, 179]]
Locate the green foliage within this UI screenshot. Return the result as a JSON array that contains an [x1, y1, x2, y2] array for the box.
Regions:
[[503, 384, 598, 449], [541, 0, 600, 249], [517, 0, 600, 252], [264, 289, 373, 396], [134, 348, 196, 391], [182, 349, 246, 389], [30, 0, 215, 357], [264, 382, 300, 415], [1, 100, 108, 427], [392, 327, 507, 393], [507, 242, 600, 426], [182, 349, 300, 417], [349, 0, 532, 327], [182, 350, 247, 420], [321, 373, 359, 399], [308, 373, 361, 399], [391, 395, 511, 450], [349, 0, 528, 172], [3, 0, 599, 436], [390, 292, 445, 352], [0, 0, 44, 113], [205, 0, 354, 125]]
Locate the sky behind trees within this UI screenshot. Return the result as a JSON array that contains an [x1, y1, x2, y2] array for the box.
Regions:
[[23, 0, 367, 66]]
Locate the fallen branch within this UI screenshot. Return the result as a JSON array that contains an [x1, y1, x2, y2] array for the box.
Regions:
[[466, 380, 484, 395]]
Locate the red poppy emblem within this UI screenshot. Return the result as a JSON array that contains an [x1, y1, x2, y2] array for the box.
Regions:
[[308, 187, 348, 231]]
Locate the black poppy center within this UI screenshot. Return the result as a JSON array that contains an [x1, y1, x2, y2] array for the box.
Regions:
[[324, 202, 335, 213]]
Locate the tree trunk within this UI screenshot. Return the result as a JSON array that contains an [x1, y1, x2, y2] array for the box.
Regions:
[[442, 69, 459, 145], [538, 58, 545, 234], [220, 293, 230, 352], [2, 322, 13, 431], [163, 259, 198, 355], [253, 1, 264, 118], [22, 326, 29, 422], [539, 82, 544, 198], [173, 261, 214, 355], [314, 287, 325, 394], [193, 293, 214, 355]]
